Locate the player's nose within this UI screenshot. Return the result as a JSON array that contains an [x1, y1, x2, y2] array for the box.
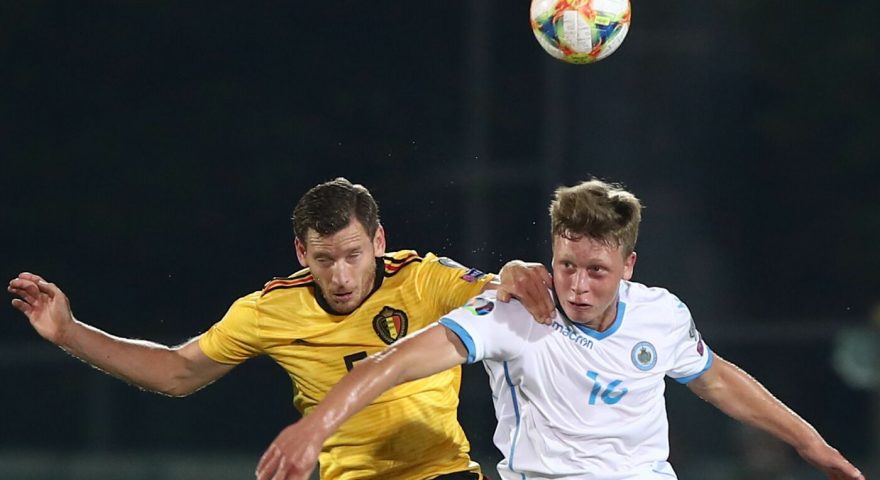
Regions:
[[572, 270, 590, 294], [330, 264, 354, 288]]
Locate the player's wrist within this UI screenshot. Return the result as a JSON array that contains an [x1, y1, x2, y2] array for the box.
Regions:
[[47, 316, 76, 347], [792, 433, 828, 452], [55, 317, 93, 355]]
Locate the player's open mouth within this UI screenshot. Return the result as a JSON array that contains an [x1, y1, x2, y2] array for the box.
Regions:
[[568, 301, 592, 310]]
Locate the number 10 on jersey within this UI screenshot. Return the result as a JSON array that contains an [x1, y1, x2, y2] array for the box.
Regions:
[[586, 371, 628, 405]]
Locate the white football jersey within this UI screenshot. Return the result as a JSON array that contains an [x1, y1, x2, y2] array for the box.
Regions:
[[439, 281, 713, 480]]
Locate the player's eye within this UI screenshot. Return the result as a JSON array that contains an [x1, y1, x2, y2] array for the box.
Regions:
[[588, 266, 607, 276]]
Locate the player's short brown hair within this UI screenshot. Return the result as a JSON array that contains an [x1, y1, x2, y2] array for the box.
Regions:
[[549, 179, 642, 257], [293, 177, 380, 246]]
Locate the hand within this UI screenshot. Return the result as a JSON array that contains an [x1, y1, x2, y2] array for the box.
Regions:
[[497, 260, 555, 325], [8, 272, 75, 345], [796, 440, 864, 480], [256, 419, 325, 480]]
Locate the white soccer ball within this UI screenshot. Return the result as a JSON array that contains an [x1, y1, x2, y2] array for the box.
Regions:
[[530, 0, 632, 64]]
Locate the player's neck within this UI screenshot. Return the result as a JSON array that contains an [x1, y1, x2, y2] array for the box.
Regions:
[[593, 302, 619, 332], [553, 293, 620, 332]]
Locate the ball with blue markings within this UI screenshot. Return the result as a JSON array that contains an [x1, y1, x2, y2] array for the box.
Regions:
[[530, 0, 631, 64]]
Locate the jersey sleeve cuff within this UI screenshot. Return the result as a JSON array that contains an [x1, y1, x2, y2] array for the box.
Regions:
[[671, 348, 714, 384], [439, 318, 478, 364], [197, 332, 242, 365]]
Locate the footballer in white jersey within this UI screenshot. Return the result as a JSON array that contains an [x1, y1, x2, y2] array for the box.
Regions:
[[440, 282, 712, 480], [251, 179, 863, 480]]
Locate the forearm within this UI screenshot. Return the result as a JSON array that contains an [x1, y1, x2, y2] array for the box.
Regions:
[[10, 273, 221, 396], [690, 356, 865, 478], [693, 357, 824, 449], [60, 317, 195, 396], [304, 324, 468, 441], [305, 349, 409, 440]]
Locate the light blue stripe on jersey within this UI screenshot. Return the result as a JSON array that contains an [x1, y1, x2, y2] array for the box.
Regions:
[[671, 348, 715, 384], [651, 461, 678, 478], [503, 361, 526, 480], [572, 301, 627, 340], [438, 318, 477, 364]]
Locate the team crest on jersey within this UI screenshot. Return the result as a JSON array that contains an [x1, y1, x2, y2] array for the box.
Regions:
[[631, 341, 658, 371], [372, 306, 409, 344], [463, 296, 494, 316]]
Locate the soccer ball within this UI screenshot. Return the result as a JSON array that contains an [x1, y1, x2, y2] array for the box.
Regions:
[[530, 0, 632, 64]]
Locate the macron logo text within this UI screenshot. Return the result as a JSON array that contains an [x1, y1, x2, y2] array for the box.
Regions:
[[551, 321, 594, 349]]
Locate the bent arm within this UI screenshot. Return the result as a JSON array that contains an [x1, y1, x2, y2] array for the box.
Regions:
[[307, 323, 467, 440], [255, 323, 468, 480], [64, 327, 233, 397], [688, 354, 863, 479], [688, 355, 821, 445], [9, 272, 234, 397]]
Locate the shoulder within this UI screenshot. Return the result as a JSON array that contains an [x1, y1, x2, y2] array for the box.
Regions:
[[620, 281, 692, 330], [455, 290, 531, 323], [385, 249, 423, 262], [419, 252, 483, 272], [381, 250, 424, 277], [441, 290, 538, 361], [229, 290, 262, 309], [214, 289, 263, 327], [620, 280, 683, 311], [261, 267, 314, 297], [386, 250, 489, 281]]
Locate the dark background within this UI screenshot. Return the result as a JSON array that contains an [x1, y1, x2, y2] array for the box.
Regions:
[[1, 1, 878, 478]]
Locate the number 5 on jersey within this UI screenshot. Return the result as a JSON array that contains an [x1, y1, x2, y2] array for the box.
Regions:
[[344, 351, 368, 372], [586, 371, 628, 405]]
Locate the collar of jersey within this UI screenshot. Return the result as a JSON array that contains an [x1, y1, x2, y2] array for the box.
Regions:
[[555, 295, 627, 340], [313, 257, 385, 316]]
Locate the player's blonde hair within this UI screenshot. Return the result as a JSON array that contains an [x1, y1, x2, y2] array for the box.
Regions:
[[550, 179, 642, 257]]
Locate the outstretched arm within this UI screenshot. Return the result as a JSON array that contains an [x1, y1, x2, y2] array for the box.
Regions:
[[687, 354, 864, 480], [8, 272, 233, 396], [256, 323, 469, 480]]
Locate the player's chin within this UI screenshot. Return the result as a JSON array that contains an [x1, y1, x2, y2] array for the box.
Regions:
[[331, 297, 363, 314], [563, 304, 600, 322]]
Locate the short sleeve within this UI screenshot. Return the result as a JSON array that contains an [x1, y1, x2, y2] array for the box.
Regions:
[[198, 291, 265, 365], [417, 253, 496, 314], [438, 290, 534, 364], [665, 298, 714, 384]]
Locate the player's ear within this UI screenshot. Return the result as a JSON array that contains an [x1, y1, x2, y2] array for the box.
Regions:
[[622, 251, 637, 280], [295, 237, 308, 267], [373, 224, 386, 257]]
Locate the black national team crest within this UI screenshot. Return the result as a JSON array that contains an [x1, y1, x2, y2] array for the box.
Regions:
[[372, 306, 409, 345]]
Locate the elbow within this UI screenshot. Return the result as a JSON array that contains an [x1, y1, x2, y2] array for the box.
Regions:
[[161, 383, 197, 398], [155, 347, 215, 397], [153, 364, 206, 398], [148, 377, 197, 397]]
